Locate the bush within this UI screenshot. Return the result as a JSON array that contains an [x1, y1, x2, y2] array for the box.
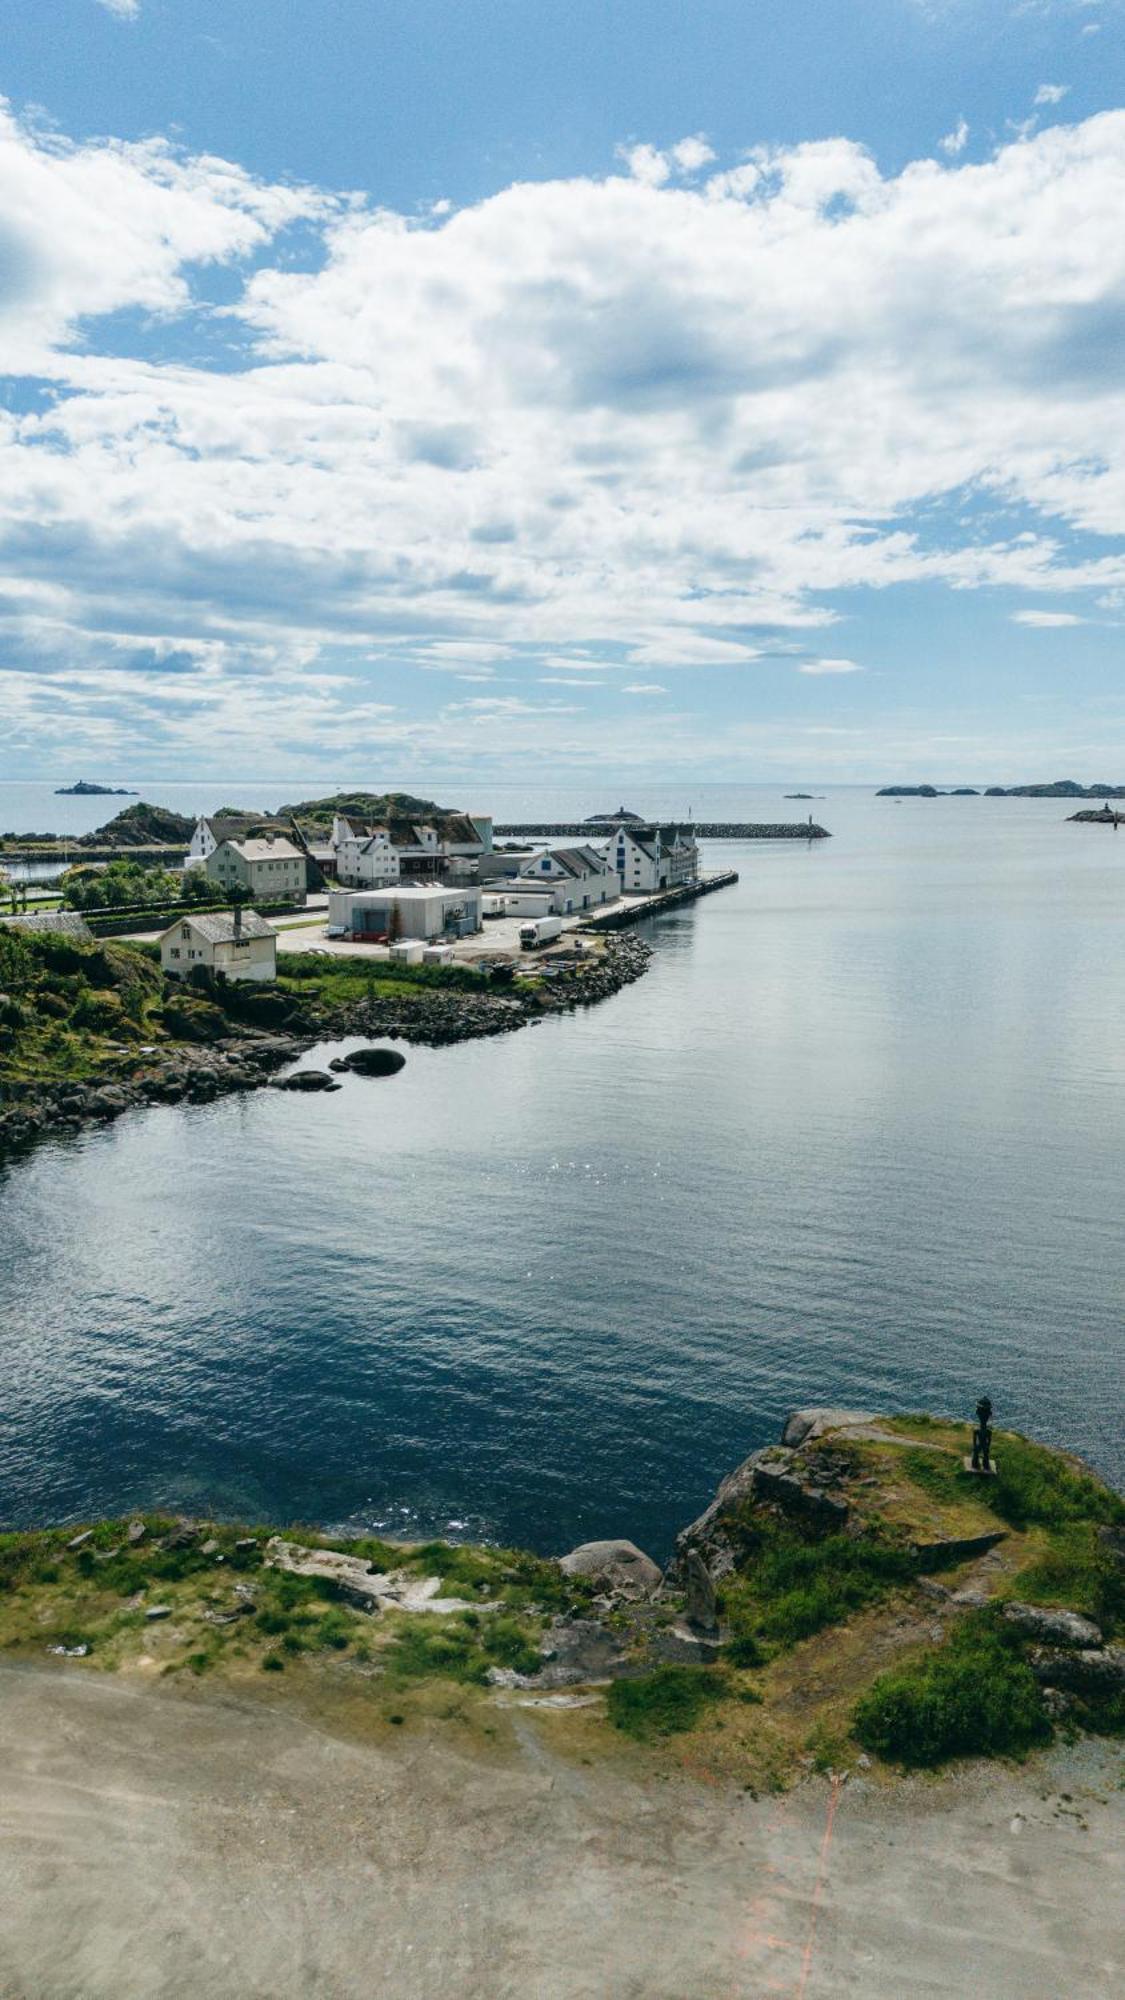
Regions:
[[853, 1615, 1049, 1767], [607, 1665, 728, 1741], [386, 1619, 488, 1684]]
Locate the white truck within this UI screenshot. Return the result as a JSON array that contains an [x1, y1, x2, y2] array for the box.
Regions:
[[519, 916, 564, 949]]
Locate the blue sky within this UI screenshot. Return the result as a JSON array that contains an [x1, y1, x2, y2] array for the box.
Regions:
[[0, 0, 1123, 783]]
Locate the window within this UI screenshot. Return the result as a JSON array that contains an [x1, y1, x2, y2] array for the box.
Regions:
[[181, 925, 190, 940], [170, 947, 180, 959]]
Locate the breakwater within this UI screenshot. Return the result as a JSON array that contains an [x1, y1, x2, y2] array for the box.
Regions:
[[495, 821, 830, 840]]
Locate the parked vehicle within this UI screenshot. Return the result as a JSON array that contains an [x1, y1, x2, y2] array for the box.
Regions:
[[519, 917, 564, 949]]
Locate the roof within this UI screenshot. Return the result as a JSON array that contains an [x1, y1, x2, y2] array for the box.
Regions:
[[164, 910, 277, 944], [199, 814, 284, 841], [522, 845, 609, 879], [3, 909, 91, 937], [215, 837, 303, 863], [333, 885, 476, 904]]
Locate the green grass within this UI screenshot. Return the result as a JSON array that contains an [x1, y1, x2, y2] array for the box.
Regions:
[[606, 1665, 729, 1741], [854, 1612, 1050, 1768], [721, 1522, 918, 1652], [384, 1609, 543, 1686], [985, 1436, 1125, 1532], [1006, 1524, 1124, 1634]]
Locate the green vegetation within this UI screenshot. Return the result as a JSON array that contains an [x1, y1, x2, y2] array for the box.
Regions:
[[277, 950, 493, 1001], [385, 1612, 542, 1686], [853, 1612, 1051, 1768], [607, 1665, 729, 1740], [0, 930, 167, 1084], [721, 1520, 918, 1652], [1009, 1524, 1124, 1632], [61, 860, 215, 912]]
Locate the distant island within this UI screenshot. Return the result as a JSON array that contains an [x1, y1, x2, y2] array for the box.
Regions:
[[54, 781, 137, 797], [783, 793, 823, 800], [878, 779, 1125, 799]]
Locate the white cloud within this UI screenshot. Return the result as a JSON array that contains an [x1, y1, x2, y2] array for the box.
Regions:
[[940, 118, 970, 157], [1035, 83, 1071, 106], [1011, 609, 1086, 626], [619, 143, 671, 187], [97, 0, 141, 16], [2, 105, 1125, 766], [622, 682, 669, 694], [798, 658, 865, 675], [670, 135, 716, 175]]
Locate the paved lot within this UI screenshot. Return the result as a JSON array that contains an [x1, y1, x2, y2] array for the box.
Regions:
[[0, 1665, 1120, 1999]]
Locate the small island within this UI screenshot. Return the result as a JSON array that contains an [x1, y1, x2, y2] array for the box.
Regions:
[[54, 781, 138, 797]]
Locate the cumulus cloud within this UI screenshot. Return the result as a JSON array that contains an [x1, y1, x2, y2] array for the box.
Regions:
[[1011, 608, 1086, 625], [96, 0, 141, 17], [1035, 83, 1071, 106], [622, 682, 669, 694], [940, 118, 970, 157], [798, 658, 865, 675], [2, 104, 1125, 766]]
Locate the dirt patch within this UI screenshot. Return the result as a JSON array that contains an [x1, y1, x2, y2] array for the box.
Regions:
[[0, 1664, 1120, 1999]]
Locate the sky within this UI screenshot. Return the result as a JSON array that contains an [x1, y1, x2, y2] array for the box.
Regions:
[[0, 1, 1123, 786]]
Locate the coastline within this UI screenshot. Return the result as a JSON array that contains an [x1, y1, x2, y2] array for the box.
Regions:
[[0, 932, 652, 1162]]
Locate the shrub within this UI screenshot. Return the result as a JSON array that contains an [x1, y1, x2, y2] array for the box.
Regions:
[[854, 1615, 1049, 1767], [261, 1651, 285, 1672], [386, 1619, 488, 1684], [607, 1665, 728, 1741]]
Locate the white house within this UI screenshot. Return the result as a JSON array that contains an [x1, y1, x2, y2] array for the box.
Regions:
[[160, 908, 277, 982], [328, 884, 482, 940], [515, 845, 616, 912], [330, 811, 492, 884], [204, 835, 306, 905], [333, 825, 401, 888], [608, 825, 699, 894], [185, 813, 282, 868]]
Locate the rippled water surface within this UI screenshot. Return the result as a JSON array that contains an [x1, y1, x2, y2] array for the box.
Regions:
[[2, 787, 1123, 1554]]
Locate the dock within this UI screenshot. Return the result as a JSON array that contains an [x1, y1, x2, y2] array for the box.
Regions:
[[582, 869, 739, 930]]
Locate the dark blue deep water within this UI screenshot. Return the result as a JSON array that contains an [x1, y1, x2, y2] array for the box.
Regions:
[[1, 787, 1123, 1556]]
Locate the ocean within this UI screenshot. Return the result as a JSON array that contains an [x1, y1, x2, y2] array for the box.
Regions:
[[1, 782, 1122, 1554]]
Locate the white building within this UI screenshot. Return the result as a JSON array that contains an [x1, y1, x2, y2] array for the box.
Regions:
[[328, 884, 482, 940], [204, 835, 307, 905], [159, 909, 277, 982], [514, 845, 617, 913], [333, 825, 401, 888], [331, 811, 493, 885], [608, 825, 699, 894], [185, 813, 283, 868]]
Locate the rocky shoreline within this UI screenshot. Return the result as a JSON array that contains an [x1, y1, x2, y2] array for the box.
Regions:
[[0, 934, 651, 1161]]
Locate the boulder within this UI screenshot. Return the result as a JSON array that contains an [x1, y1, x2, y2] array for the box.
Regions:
[[534, 1617, 631, 1686], [1002, 1603, 1103, 1649], [338, 1046, 407, 1078], [751, 1461, 850, 1529], [781, 1408, 877, 1449], [1027, 1645, 1125, 1694], [558, 1539, 662, 1600], [273, 1070, 341, 1092], [264, 1538, 492, 1615]]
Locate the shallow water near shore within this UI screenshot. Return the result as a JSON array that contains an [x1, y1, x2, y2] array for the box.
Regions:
[[2, 786, 1123, 1555]]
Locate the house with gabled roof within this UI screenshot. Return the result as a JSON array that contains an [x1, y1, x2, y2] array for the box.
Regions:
[[159, 907, 277, 982], [607, 824, 699, 894], [514, 844, 617, 912], [203, 835, 306, 906]]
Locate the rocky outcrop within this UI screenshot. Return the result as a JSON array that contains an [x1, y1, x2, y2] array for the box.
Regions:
[[911, 1531, 1007, 1573], [682, 1549, 719, 1636], [558, 1540, 662, 1601], [1027, 1645, 1125, 1694], [781, 1408, 876, 1449], [265, 1538, 494, 1615], [272, 1069, 341, 1092], [1002, 1603, 1103, 1648]]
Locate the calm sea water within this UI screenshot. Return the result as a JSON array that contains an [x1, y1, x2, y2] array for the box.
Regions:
[[1, 784, 1122, 1554]]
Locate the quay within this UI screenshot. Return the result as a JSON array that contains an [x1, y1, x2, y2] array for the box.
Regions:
[[495, 821, 830, 840], [583, 868, 739, 929]]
